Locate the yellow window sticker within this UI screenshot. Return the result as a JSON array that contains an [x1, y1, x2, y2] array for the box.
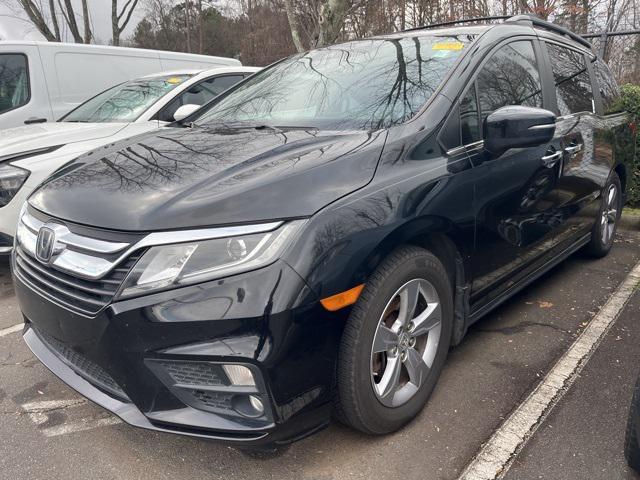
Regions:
[[432, 41, 465, 51], [166, 77, 183, 85]]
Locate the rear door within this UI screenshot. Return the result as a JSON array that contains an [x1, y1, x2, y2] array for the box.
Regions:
[[539, 41, 603, 237]]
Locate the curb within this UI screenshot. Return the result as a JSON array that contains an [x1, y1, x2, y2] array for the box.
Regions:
[[620, 213, 640, 231]]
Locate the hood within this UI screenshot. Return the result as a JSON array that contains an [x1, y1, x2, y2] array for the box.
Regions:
[[29, 126, 387, 231], [0, 122, 129, 159]]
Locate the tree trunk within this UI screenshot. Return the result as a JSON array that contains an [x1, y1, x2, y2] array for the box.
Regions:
[[315, 0, 351, 48], [62, 0, 84, 43], [82, 0, 92, 43], [112, 0, 119, 46], [18, 0, 59, 41], [284, 0, 306, 52]]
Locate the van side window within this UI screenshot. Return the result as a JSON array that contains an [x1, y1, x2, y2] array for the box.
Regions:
[[546, 43, 594, 115], [476, 41, 543, 124], [593, 59, 621, 114], [460, 85, 480, 145], [0, 54, 29, 114], [157, 75, 244, 122]]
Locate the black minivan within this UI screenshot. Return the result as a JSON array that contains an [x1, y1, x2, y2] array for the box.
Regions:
[[13, 15, 634, 447]]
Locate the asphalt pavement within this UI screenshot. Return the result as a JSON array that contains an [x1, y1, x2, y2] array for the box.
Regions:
[[1, 231, 640, 480]]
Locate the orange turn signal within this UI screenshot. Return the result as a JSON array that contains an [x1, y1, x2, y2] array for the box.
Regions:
[[320, 284, 365, 312]]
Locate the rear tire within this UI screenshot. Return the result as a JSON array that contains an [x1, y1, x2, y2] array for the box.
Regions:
[[335, 246, 453, 435], [585, 172, 622, 258]]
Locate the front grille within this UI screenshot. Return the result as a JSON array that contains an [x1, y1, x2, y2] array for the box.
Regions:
[[37, 329, 129, 401], [14, 246, 142, 316], [159, 361, 225, 386]]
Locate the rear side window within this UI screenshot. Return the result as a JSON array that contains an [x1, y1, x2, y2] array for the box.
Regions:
[[546, 43, 594, 115], [0, 54, 29, 114], [476, 41, 543, 124], [593, 59, 621, 114], [157, 75, 244, 122]]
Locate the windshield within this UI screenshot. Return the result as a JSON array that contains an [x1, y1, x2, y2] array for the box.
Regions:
[[61, 74, 193, 123], [195, 35, 474, 131]]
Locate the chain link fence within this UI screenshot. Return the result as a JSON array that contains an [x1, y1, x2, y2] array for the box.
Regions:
[[583, 30, 640, 84]]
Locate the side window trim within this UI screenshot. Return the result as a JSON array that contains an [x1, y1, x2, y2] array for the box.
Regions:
[[586, 56, 604, 116], [0, 52, 31, 115]]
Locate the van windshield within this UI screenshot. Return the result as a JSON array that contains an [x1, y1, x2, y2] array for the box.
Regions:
[[61, 74, 193, 123], [0, 54, 29, 115], [195, 35, 474, 131]]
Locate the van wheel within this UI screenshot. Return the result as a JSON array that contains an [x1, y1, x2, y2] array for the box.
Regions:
[[585, 172, 622, 257], [335, 246, 452, 434]]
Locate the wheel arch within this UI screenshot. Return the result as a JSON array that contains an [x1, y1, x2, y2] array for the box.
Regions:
[[353, 218, 470, 346], [614, 162, 627, 195]]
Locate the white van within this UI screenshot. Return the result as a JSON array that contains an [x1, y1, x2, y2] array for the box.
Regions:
[[0, 41, 241, 130]]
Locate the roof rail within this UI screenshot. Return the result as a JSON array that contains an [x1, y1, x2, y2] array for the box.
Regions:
[[403, 14, 593, 51], [402, 15, 511, 32], [506, 14, 593, 50]]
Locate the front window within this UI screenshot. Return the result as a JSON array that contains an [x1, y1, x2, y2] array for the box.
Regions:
[[61, 74, 193, 123], [0, 54, 29, 115], [195, 35, 474, 131]]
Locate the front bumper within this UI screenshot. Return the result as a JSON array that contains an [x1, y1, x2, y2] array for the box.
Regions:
[[15, 260, 343, 446]]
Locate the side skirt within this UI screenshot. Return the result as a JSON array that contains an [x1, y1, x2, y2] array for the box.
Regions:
[[465, 233, 591, 327]]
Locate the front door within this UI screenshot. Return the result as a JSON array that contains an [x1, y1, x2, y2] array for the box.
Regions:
[[464, 39, 573, 311]]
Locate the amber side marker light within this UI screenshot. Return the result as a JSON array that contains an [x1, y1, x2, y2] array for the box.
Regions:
[[320, 284, 365, 312]]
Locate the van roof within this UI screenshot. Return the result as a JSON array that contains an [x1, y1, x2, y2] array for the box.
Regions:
[[0, 40, 241, 65]]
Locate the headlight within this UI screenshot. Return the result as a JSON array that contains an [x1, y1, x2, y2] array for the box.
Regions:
[[0, 165, 29, 207], [118, 220, 305, 299]]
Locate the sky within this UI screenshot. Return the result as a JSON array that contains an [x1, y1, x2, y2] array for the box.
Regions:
[[0, 1, 144, 43]]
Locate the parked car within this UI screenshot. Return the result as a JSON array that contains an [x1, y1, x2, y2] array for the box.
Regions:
[[0, 41, 242, 130], [626, 375, 640, 472], [12, 15, 634, 449], [0, 66, 259, 252]]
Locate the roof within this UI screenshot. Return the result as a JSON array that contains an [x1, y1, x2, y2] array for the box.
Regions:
[[0, 40, 240, 64]]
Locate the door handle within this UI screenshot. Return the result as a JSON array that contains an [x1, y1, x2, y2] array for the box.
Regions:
[[541, 150, 562, 167], [24, 117, 47, 125], [564, 143, 582, 157]]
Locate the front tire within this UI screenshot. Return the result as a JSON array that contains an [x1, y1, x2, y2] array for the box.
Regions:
[[585, 172, 622, 257], [335, 246, 453, 435]]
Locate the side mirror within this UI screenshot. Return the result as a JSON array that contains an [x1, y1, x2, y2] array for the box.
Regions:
[[484, 106, 556, 158], [173, 104, 201, 122]]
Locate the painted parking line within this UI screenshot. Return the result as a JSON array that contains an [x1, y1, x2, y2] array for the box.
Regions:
[[0, 323, 23, 337], [459, 259, 640, 480], [20, 398, 121, 437]]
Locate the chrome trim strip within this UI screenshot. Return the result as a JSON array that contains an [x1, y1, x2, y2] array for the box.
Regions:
[[18, 209, 284, 280], [21, 212, 128, 254], [528, 123, 555, 130]]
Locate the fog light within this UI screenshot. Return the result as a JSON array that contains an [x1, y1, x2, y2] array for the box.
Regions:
[[249, 395, 264, 414], [223, 364, 255, 386]]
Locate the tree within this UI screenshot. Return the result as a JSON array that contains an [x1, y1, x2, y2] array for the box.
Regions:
[[15, 0, 92, 43], [112, 0, 141, 46]]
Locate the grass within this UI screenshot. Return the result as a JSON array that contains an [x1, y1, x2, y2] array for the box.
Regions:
[[624, 207, 640, 217]]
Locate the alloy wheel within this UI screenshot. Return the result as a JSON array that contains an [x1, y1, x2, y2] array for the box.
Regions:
[[601, 183, 619, 245], [370, 278, 442, 407]]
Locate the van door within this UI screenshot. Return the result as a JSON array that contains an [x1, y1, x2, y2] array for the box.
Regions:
[[0, 45, 52, 130], [540, 41, 604, 235], [462, 39, 572, 310]]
